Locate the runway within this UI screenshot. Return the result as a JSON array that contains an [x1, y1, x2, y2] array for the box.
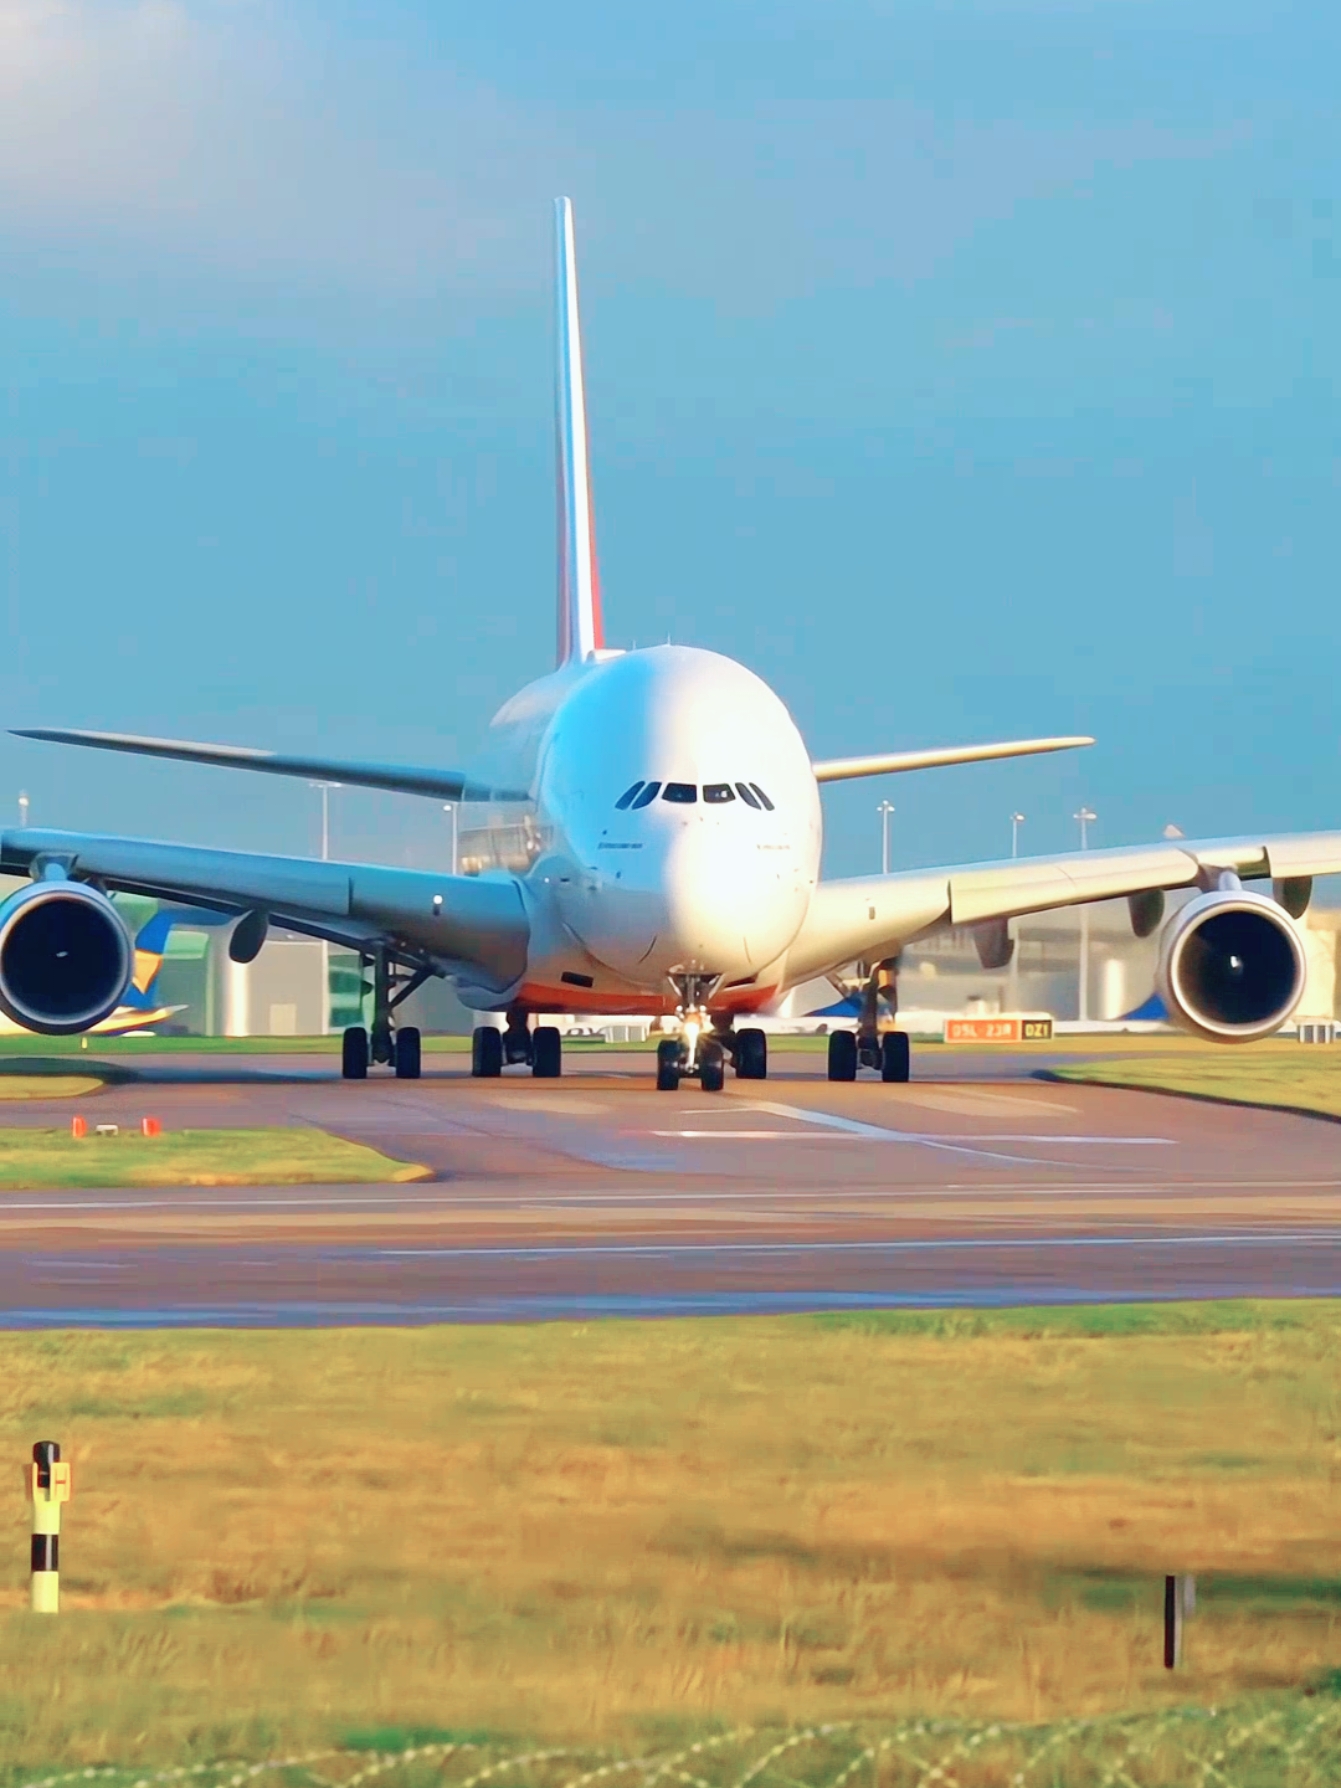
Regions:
[[2, 1047, 1339, 1323]]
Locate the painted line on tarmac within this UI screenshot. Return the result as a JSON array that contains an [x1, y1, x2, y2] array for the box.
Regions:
[[379, 1228, 1341, 1261], [743, 1100, 1136, 1168], [651, 1129, 1173, 1145]]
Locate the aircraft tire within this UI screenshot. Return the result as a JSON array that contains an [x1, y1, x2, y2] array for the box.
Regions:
[[471, 1025, 503, 1078], [880, 1030, 911, 1083], [827, 1030, 857, 1082], [395, 1026, 422, 1079], [532, 1024, 562, 1078], [700, 1042, 725, 1093], [342, 1025, 369, 1081], [655, 1038, 681, 1091], [735, 1027, 767, 1079]]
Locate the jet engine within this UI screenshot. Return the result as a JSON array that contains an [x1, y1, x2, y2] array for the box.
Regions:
[[1155, 887, 1307, 1043], [0, 880, 134, 1035]]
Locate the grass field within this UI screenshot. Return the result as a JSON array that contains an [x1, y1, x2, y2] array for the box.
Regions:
[[4, 1303, 1341, 1765], [1055, 1043, 1341, 1119], [0, 1127, 428, 1187]]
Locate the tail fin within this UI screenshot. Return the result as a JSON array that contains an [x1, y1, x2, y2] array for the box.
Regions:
[[123, 908, 176, 1010], [554, 197, 605, 664]]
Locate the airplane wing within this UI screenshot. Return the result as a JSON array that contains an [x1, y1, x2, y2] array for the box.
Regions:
[[811, 734, 1093, 782], [786, 831, 1341, 982], [11, 728, 527, 803], [0, 828, 529, 995]]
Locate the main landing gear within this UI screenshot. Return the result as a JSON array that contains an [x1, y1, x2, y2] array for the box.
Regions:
[[827, 955, 910, 1083], [340, 946, 430, 1080], [470, 1007, 563, 1079]]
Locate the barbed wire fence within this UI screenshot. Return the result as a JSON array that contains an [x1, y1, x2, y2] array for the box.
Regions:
[[15, 1701, 1341, 1788]]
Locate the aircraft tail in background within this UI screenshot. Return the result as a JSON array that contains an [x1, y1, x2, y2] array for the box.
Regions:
[[554, 197, 605, 666]]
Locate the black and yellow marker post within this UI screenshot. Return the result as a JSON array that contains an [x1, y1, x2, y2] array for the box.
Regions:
[[25, 1441, 72, 1613]]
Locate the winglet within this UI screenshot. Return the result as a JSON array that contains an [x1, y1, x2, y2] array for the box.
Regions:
[[554, 197, 605, 665]]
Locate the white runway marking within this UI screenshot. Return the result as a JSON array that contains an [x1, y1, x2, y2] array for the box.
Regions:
[[742, 1100, 1166, 1166], [652, 1129, 1172, 1145], [380, 1228, 1341, 1261]]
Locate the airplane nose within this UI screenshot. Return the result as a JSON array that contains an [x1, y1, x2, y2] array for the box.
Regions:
[[572, 824, 801, 982]]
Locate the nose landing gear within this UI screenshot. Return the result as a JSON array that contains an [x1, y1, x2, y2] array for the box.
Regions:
[[656, 974, 727, 1091]]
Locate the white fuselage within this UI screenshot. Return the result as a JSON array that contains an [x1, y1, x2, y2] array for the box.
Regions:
[[467, 645, 821, 1013]]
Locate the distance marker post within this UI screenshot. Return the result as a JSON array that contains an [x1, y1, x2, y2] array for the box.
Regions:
[[25, 1441, 72, 1613]]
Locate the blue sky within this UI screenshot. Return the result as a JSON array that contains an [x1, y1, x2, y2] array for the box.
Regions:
[[0, 0, 1337, 878]]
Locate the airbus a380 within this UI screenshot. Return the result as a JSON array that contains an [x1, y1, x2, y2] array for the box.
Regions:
[[5, 200, 1340, 1089]]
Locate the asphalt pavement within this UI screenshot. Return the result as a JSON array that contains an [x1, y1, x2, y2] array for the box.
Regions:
[[1, 1045, 1337, 1324]]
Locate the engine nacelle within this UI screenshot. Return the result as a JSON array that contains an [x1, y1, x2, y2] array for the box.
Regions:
[[1155, 888, 1306, 1043], [0, 881, 134, 1035]]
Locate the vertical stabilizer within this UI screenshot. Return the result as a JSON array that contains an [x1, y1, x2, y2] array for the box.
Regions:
[[554, 197, 605, 664]]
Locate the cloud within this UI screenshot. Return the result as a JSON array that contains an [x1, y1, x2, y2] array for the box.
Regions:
[[0, 1, 552, 297]]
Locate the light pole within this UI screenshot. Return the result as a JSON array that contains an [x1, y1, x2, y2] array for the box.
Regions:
[[1004, 813, 1026, 1011], [443, 803, 459, 877], [17, 791, 28, 828], [1074, 807, 1096, 1023], [312, 782, 340, 1034], [877, 800, 895, 876]]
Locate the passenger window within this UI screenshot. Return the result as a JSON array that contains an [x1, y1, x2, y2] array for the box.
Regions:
[[735, 782, 761, 809], [631, 781, 661, 809], [615, 781, 644, 810], [703, 783, 735, 804], [749, 783, 775, 811], [662, 782, 697, 804]]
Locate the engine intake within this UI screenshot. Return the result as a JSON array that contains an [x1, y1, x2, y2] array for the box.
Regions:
[[0, 881, 134, 1035], [1155, 888, 1306, 1042]]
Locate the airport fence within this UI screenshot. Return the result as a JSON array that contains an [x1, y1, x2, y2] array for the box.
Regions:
[[15, 1702, 1341, 1788]]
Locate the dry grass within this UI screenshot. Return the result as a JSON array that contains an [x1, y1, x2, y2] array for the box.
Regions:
[[1054, 1042, 1341, 1118], [0, 1077, 106, 1102], [1, 1305, 1340, 1762], [0, 1128, 428, 1188]]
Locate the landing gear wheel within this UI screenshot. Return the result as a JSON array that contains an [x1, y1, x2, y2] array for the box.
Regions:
[[471, 1025, 503, 1078], [828, 1030, 857, 1082], [395, 1025, 422, 1080], [532, 1025, 562, 1078], [699, 1041, 725, 1093], [655, 1038, 681, 1092], [341, 1025, 369, 1081], [880, 1030, 911, 1084], [735, 1027, 767, 1080]]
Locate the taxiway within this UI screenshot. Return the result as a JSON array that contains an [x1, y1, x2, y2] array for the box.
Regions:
[[0, 1048, 1337, 1323]]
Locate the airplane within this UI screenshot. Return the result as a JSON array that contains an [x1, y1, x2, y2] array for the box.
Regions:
[[4, 199, 1340, 1090]]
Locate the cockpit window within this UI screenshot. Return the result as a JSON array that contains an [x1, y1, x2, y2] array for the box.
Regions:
[[662, 782, 697, 804], [735, 782, 761, 809], [615, 781, 644, 810], [703, 783, 735, 804], [749, 783, 775, 811], [630, 781, 661, 809]]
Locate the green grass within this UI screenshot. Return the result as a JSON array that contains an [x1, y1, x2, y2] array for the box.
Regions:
[[5, 1304, 1341, 1762], [1054, 1045, 1341, 1119], [0, 1126, 428, 1186]]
